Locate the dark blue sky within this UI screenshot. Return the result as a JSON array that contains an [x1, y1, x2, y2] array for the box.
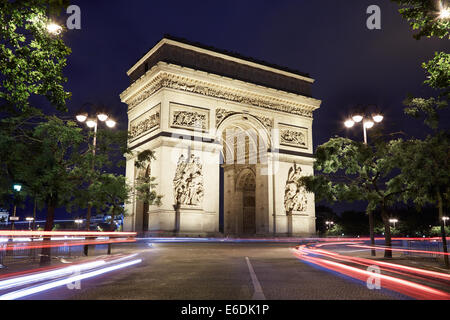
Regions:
[[23, 0, 450, 219], [62, 0, 448, 145]]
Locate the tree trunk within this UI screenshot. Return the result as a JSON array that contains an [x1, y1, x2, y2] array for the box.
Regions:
[[368, 210, 376, 256], [83, 203, 92, 256], [437, 192, 449, 269], [44, 202, 55, 232], [85, 203, 92, 231], [32, 198, 37, 231], [381, 206, 392, 258], [40, 202, 55, 266]]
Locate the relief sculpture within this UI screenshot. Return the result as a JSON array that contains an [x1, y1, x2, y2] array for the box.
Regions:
[[172, 111, 207, 130], [281, 129, 306, 147], [129, 111, 160, 140], [284, 163, 307, 214], [173, 154, 204, 206]]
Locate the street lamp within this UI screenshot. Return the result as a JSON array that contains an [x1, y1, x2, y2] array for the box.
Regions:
[[443, 217, 449, 227], [26, 217, 34, 230], [325, 221, 334, 230], [344, 110, 384, 144], [11, 184, 22, 230], [389, 218, 398, 229], [46, 22, 62, 35], [75, 108, 116, 234], [439, 1, 450, 19], [345, 107, 383, 257], [74, 219, 83, 230]]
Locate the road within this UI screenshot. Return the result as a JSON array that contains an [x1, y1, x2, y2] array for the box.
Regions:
[[30, 242, 408, 300]]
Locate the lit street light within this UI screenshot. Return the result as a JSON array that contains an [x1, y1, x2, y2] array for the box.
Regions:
[[443, 217, 449, 227], [46, 22, 62, 35], [344, 111, 384, 144], [26, 217, 34, 230], [389, 218, 399, 229], [439, 1, 450, 19], [344, 107, 383, 257], [76, 106, 116, 256], [76, 107, 117, 232], [325, 221, 334, 230], [11, 184, 22, 230], [75, 219, 84, 230]]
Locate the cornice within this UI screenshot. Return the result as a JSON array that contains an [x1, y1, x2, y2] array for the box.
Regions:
[[121, 63, 321, 119]]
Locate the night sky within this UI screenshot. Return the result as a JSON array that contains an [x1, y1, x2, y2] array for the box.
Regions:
[[25, 0, 450, 220]]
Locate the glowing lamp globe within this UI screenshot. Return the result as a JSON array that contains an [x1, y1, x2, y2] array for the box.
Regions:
[[344, 120, 355, 128], [352, 115, 363, 123], [97, 114, 109, 122], [76, 114, 88, 122], [440, 7, 450, 19], [373, 114, 384, 123], [364, 121, 374, 129], [46, 22, 62, 35], [86, 119, 97, 128], [106, 120, 116, 128]]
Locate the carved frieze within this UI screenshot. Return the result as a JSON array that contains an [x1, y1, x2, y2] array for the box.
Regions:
[[215, 108, 273, 131], [170, 103, 209, 131], [129, 105, 160, 140], [173, 154, 204, 206], [125, 73, 315, 118], [279, 124, 308, 149], [284, 163, 307, 214], [215, 108, 236, 127]]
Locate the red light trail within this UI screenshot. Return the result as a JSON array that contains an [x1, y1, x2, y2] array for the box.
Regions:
[[293, 242, 450, 300]]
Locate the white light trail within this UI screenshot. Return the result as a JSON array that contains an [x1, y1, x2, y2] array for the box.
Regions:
[[0, 259, 142, 300]]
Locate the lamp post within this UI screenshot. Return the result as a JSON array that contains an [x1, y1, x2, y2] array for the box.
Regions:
[[74, 219, 83, 230], [325, 221, 334, 230], [76, 109, 116, 256], [443, 217, 449, 227], [389, 218, 398, 229], [26, 217, 34, 230], [344, 113, 383, 145], [344, 110, 384, 256], [76, 110, 116, 231], [11, 184, 22, 230]]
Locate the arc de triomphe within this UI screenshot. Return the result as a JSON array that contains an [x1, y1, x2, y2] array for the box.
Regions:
[[121, 36, 321, 237]]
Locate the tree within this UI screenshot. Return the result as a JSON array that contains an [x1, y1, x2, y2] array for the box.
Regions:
[[391, 0, 449, 40], [71, 127, 130, 231], [300, 137, 409, 258], [17, 116, 85, 232], [392, 0, 450, 267], [315, 205, 339, 235], [134, 149, 162, 206], [91, 174, 130, 231], [0, 0, 72, 210], [0, 0, 71, 113], [394, 133, 450, 267]]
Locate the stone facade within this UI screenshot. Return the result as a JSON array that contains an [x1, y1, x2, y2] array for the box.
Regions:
[[121, 37, 321, 237]]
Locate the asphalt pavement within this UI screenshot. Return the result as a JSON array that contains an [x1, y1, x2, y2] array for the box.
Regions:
[[31, 242, 407, 300]]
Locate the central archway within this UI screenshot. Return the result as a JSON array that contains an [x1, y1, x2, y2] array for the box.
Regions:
[[238, 169, 256, 235], [216, 113, 271, 236]]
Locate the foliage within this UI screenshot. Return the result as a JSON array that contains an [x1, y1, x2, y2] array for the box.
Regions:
[[300, 136, 412, 256], [326, 224, 344, 237], [301, 137, 407, 213], [134, 150, 162, 205], [431, 226, 450, 236], [394, 133, 450, 207], [391, 0, 450, 40], [0, 0, 71, 113], [423, 51, 450, 95], [90, 173, 130, 230]]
